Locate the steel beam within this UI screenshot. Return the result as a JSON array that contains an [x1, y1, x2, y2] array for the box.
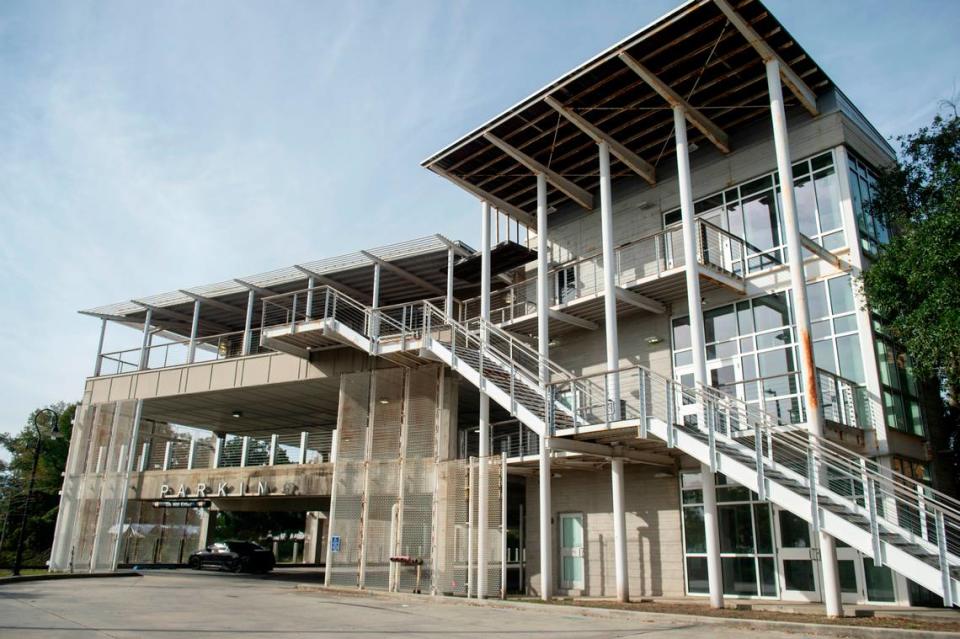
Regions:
[[360, 250, 443, 296], [483, 133, 594, 211], [543, 95, 656, 185], [618, 51, 730, 154], [429, 165, 536, 227]]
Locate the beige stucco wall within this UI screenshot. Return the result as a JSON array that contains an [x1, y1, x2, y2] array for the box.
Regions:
[[524, 464, 685, 598]]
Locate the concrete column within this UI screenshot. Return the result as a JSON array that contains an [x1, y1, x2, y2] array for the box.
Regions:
[[242, 289, 255, 356], [536, 173, 550, 385], [674, 105, 724, 609], [538, 436, 552, 600], [598, 142, 621, 420], [611, 458, 628, 602], [187, 299, 201, 364], [94, 318, 107, 376], [766, 59, 842, 618], [478, 200, 492, 599], [138, 308, 153, 371]]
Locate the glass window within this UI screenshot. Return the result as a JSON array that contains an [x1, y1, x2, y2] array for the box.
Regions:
[[723, 557, 759, 596], [684, 506, 706, 553], [704, 304, 738, 343], [814, 340, 837, 374], [686, 557, 709, 593], [794, 174, 819, 237], [720, 504, 755, 553], [673, 317, 691, 351], [839, 560, 858, 594], [814, 168, 842, 231], [778, 511, 811, 548], [836, 335, 865, 383], [742, 190, 781, 253], [753, 293, 791, 332], [828, 275, 855, 314], [807, 280, 829, 320]]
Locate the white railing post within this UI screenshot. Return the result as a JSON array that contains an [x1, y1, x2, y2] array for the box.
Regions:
[[305, 276, 315, 320], [187, 439, 196, 470], [213, 436, 223, 469], [139, 442, 150, 472], [754, 420, 766, 500], [665, 379, 675, 448], [935, 510, 953, 607], [299, 432, 309, 464], [638, 368, 647, 438], [162, 441, 172, 471], [917, 484, 929, 541], [861, 458, 882, 564]]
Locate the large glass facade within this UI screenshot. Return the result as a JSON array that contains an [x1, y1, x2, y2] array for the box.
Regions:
[[681, 472, 777, 598], [673, 275, 866, 428], [873, 320, 925, 436], [665, 150, 844, 274]]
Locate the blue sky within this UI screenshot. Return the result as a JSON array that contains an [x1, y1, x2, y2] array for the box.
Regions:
[[1, 0, 958, 441]]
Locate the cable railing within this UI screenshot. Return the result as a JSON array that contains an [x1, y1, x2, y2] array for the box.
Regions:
[[547, 363, 960, 591], [98, 329, 267, 375], [261, 285, 376, 338], [817, 368, 880, 431], [459, 220, 746, 324]]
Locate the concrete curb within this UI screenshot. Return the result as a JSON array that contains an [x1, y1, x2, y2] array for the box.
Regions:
[[0, 570, 142, 586], [294, 585, 957, 639]]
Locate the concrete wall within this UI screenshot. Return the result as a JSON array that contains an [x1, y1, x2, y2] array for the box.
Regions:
[[524, 464, 685, 598]]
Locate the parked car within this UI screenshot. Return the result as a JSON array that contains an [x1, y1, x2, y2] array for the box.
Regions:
[[188, 541, 276, 573]]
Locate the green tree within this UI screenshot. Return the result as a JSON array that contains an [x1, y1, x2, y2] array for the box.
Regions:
[[0, 403, 76, 567], [859, 107, 960, 482]]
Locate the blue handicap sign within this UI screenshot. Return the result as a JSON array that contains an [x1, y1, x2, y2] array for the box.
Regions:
[[331, 535, 341, 553]]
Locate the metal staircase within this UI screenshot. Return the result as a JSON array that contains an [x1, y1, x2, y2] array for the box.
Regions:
[[260, 285, 959, 606]]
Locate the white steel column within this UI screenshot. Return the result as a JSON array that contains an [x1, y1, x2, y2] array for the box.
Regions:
[[611, 458, 629, 602], [94, 318, 107, 376], [538, 440, 552, 599], [674, 105, 723, 609], [187, 299, 201, 364], [371, 263, 381, 337], [766, 59, 842, 618], [598, 142, 621, 419], [446, 247, 455, 319], [535, 174, 554, 601], [478, 200, 492, 599], [536, 173, 550, 384], [305, 276, 316, 320], [138, 308, 153, 371], [242, 289, 255, 356]]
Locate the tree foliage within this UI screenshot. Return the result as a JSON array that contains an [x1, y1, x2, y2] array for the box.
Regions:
[[860, 111, 960, 392], [0, 403, 77, 566]]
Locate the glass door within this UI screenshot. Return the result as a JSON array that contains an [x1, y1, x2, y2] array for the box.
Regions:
[[559, 513, 584, 590], [775, 508, 821, 601]]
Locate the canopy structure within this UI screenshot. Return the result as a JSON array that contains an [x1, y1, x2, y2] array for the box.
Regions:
[[80, 234, 472, 338], [422, 0, 832, 221]]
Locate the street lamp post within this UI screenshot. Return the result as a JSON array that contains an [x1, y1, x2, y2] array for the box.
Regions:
[[11, 408, 60, 576]]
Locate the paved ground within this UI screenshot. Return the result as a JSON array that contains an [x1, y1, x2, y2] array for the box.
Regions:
[[0, 570, 810, 639]]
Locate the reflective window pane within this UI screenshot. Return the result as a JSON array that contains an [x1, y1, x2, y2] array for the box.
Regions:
[[783, 559, 816, 592], [704, 305, 738, 343], [778, 510, 811, 548], [754, 504, 774, 554], [839, 560, 858, 594], [807, 281, 829, 320], [759, 557, 778, 597], [836, 335, 865, 384], [794, 174, 819, 236], [742, 191, 780, 253], [686, 557, 709, 594], [753, 293, 790, 331], [683, 506, 706, 553], [720, 504, 755, 553], [828, 275, 855, 314], [722, 556, 758, 596], [814, 168, 842, 232], [864, 557, 896, 602], [673, 317, 691, 350]]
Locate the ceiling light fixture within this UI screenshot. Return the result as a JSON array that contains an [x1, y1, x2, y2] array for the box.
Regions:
[[231, 410, 243, 419], [645, 336, 663, 345]]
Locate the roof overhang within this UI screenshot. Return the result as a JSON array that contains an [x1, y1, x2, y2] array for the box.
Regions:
[[422, 0, 832, 221], [80, 234, 474, 337]]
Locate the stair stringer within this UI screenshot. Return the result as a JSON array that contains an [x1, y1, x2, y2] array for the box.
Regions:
[[423, 335, 546, 438], [645, 417, 959, 602]]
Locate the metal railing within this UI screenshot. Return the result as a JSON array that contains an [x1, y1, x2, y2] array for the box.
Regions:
[[817, 368, 880, 431], [261, 285, 376, 338], [460, 220, 746, 324], [547, 363, 960, 598], [98, 329, 265, 375]]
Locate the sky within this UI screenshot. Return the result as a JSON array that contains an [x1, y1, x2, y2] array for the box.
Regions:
[[1, 0, 958, 443]]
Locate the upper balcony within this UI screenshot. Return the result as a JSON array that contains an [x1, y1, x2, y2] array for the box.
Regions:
[[460, 219, 746, 336]]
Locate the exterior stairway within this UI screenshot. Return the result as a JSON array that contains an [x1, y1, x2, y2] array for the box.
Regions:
[[261, 286, 960, 606]]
